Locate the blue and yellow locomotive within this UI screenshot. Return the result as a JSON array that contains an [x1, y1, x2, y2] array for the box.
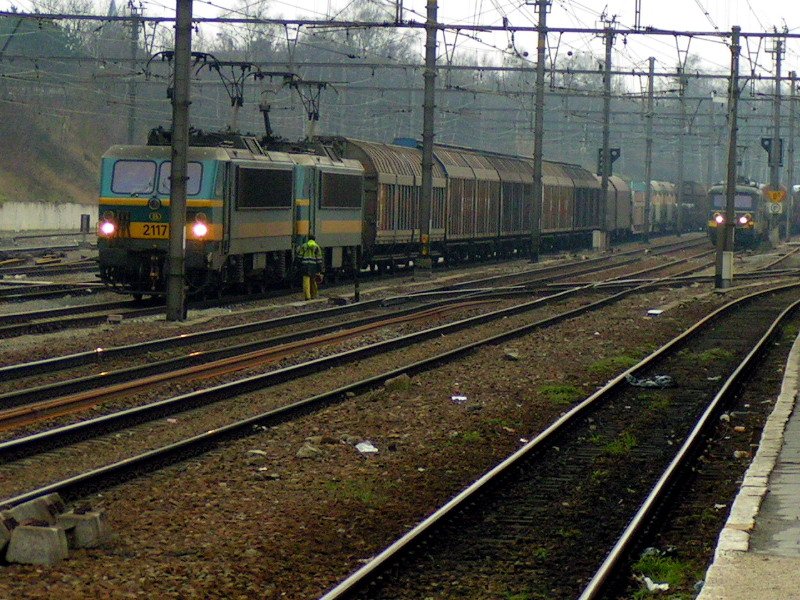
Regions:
[[706, 182, 766, 246], [97, 135, 364, 298]]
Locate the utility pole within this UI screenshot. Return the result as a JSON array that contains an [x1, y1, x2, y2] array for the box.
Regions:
[[166, 0, 192, 321], [787, 70, 796, 241], [418, 0, 436, 274], [530, 0, 549, 262], [715, 26, 740, 290], [127, 2, 140, 144], [767, 36, 783, 245], [676, 68, 687, 235], [599, 22, 615, 251], [643, 56, 655, 244], [706, 97, 716, 188]]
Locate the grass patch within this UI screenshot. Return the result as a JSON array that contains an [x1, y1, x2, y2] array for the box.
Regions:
[[384, 374, 412, 392], [682, 347, 735, 364], [486, 418, 522, 430], [638, 392, 671, 411], [603, 432, 638, 456], [538, 384, 584, 406], [449, 431, 483, 445], [505, 593, 535, 600], [783, 324, 799, 341], [589, 355, 639, 377], [587, 433, 604, 445], [631, 553, 695, 597], [556, 527, 581, 539], [324, 479, 390, 506], [530, 546, 549, 560]]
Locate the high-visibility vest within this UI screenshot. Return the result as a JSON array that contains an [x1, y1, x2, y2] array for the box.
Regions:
[[299, 239, 322, 266]]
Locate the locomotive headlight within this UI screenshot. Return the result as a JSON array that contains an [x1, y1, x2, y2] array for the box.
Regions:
[[192, 221, 209, 238], [99, 220, 116, 236], [739, 214, 749, 225], [714, 213, 725, 224]]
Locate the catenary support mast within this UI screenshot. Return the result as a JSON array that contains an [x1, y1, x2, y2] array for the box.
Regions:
[[166, 0, 192, 321]]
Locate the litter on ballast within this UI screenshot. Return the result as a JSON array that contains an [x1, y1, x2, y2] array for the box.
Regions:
[[647, 309, 664, 316], [626, 374, 676, 388], [451, 394, 468, 404], [355, 441, 379, 454], [644, 577, 669, 592]]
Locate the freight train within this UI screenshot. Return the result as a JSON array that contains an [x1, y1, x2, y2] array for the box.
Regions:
[[96, 132, 705, 298]]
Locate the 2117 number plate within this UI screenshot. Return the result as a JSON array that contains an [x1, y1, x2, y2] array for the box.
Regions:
[[131, 223, 170, 239]]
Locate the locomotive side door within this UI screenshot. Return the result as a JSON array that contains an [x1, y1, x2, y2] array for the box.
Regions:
[[292, 163, 314, 253], [222, 160, 234, 255]]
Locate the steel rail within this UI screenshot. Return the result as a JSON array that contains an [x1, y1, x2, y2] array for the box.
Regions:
[[0, 260, 96, 277], [0, 266, 739, 505], [318, 282, 800, 599], [0, 244, 664, 378], [0, 285, 591, 464], [578, 296, 800, 599], [0, 285, 102, 302], [0, 298, 499, 420], [754, 245, 800, 271], [2, 251, 707, 422]]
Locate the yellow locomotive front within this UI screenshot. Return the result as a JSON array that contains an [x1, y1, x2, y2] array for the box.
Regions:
[[707, 183, 765, 246], [97, 145, 224, 299]]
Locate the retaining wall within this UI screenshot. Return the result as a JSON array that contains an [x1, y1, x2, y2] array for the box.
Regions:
[[0, 202, 95, 232]]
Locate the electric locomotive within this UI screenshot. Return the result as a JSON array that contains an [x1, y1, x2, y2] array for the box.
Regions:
[[706, 182, 765, 246], [97, 133, 364, 298]]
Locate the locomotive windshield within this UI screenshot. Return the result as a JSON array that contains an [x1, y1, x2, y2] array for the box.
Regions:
[[158, 161, 203, 196], [111, 159, 203, 196], [711, 193, 754, 210], [111, 160, 156, 195]]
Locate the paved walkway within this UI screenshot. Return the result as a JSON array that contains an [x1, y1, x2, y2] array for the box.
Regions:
[[697, 331, 800, 599]]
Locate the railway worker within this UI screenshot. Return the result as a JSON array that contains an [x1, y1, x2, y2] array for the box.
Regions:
[[297, 235, 324, 300]]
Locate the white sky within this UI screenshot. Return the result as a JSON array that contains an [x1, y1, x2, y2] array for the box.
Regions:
[[3, 0, 800, 76]]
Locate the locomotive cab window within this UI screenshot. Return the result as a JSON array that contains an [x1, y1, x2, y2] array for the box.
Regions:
[[711, 194, 754, 210], [236, 167, 293, 209], [158, 161, 203, 196], [111, 160, 156, 195], [320, 172, 363, 209]]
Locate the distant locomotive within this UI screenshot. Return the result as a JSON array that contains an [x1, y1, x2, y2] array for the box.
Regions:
[[706, 182, 767, 246], [96, 131, 706, 298]]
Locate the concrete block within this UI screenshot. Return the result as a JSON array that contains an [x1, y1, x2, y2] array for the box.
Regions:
[[1, 493, 64, 527], [0, 518, 10, 552], [717, 527, 749, 553], [56, 511, 109, 548], [5, 526, 68, 566]]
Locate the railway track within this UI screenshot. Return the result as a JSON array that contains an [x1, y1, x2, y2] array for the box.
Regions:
[[0, 259, 97, 278], [0, 245, 715, 428], [318, 284, 800, 600], [0, 297, 504, 430], [0, 237, 707, 339], [0, 252, 718, 504], [0, 281, 103, 301], [0, 234, 788, 597]]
